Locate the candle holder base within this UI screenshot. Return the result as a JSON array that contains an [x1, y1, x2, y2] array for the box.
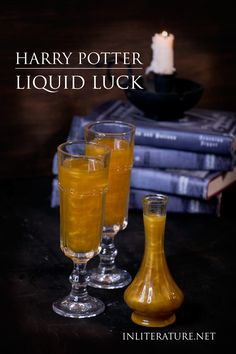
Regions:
[[153, 73, 176, 93], [125, 72, 204, 120]]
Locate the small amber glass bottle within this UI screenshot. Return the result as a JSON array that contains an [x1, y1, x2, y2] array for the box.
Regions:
[[124, 194, 184, 327]]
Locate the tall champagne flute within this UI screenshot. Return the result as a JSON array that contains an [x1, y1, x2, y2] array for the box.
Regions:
[[52, 141, 110, 318], [85, 121, 135, 289]]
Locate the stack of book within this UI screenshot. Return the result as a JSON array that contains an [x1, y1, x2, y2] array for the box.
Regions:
[[51, 100, 236, 215]]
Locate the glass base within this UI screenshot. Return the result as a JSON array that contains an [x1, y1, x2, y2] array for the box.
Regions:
[[52, 294, 105, 318], [88, 267, 132, 289]]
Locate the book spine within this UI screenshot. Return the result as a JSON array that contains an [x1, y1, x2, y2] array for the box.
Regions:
[[74, 103, 234, 155], [134, 145, 234, 171], [68, 114, 234, 162], [134, 124, 234, 156], [51, 178, 59, 208], [52, 153, 58, 175], [51, 178, 219, 214], [129, 188, 220, 214], [88, 100, 235, 156], [130, 168, 209, 199], [53, 145, 233, 175]]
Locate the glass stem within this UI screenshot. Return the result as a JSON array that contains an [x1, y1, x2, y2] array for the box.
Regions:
[[98, 234, 118, 273], [69, 262, 89, 301]]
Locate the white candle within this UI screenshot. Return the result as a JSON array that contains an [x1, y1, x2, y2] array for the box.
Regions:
[[146, 31, 175, 75]]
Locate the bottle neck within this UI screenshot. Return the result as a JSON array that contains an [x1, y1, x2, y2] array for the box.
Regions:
[[142, 194, 168, 263], [143, 194, 168, 216], [143, 213, 166, 252]]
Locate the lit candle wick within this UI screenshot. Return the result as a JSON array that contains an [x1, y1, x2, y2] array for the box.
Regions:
[[161, 31, 168, 38]]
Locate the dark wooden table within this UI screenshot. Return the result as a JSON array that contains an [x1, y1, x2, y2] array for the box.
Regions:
[[0, 177, 234, 353]]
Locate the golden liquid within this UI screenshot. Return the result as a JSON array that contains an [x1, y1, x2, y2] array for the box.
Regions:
[[59, 158, 107, 255], [94, 138, 133, 226], [124, 214, 184, 327]]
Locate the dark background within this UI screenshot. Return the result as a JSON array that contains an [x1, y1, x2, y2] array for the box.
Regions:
[[1, 0, 236, 178], [0, 1, 235, 352]]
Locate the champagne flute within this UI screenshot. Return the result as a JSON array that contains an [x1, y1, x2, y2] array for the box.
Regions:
[[52, 141, 110, 318], [85, 121, 135, 289]]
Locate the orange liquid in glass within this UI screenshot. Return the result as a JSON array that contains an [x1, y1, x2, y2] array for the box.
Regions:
[[94, 138, 133, 226], [59, 158, 107, 255], [124, 214, 184, 327]]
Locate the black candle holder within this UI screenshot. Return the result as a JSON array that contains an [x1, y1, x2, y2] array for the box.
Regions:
[[105, 58, 204, 120], [153, 72, 176, 93], [126, 72, 203, 119]]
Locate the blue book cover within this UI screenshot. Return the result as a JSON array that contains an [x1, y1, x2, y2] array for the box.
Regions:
[[51, 102, 236, 204], [52, 144, 234, 173], [86, 100, 236, 156], [53, 156, 236, 200], [129, 188, 221, 215], [50, 178, 220, 215], [52, 108, 235, 172], [131, 167, 236, 199], [134, 145, 234, 171]]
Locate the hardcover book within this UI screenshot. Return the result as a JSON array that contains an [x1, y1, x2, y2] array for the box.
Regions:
[[131, 166, 236, 199], [52, 144, 234, 173], [129, 188, 221, 215], [134, 145, 234, 171], [51, 101, 236, 211], [85, 100, 236, 156], [51, 178, 221, 215], [52, 105, 236, 172]]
